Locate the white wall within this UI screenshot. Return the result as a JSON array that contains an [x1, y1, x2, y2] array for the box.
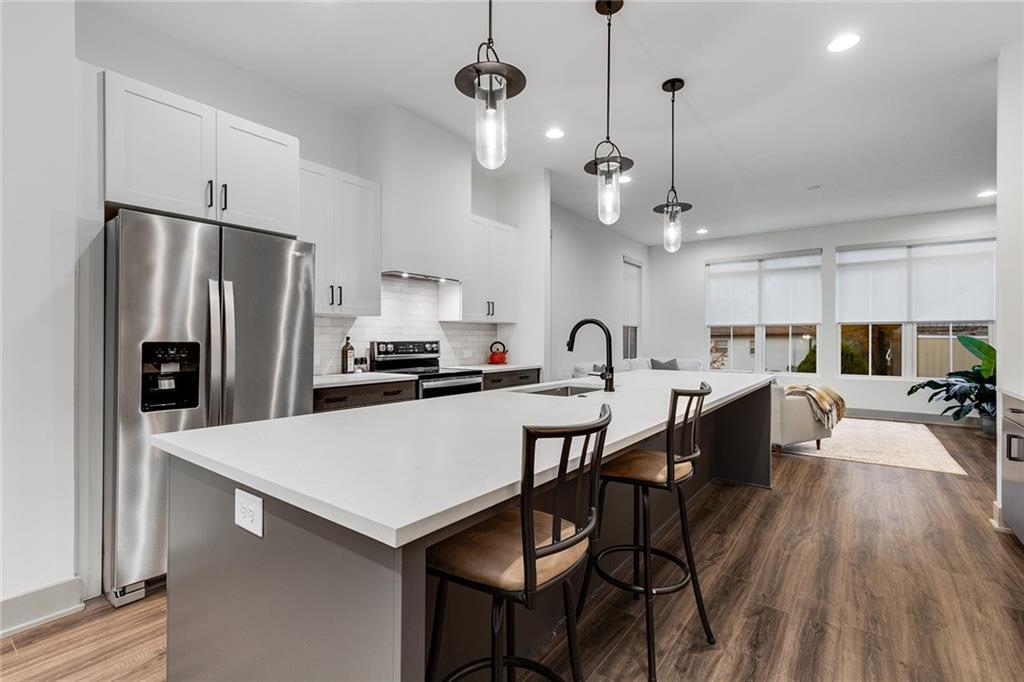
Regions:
[[647, 206, 997, 415], [549, 205, 650, 380], [1, 0, 84, 632], [74, 2, 359, 173], [496, 170, 551, 374]]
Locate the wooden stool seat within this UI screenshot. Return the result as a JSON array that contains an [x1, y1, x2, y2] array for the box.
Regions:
[[427, 509, 589, 592], [602, 448, 694, 484]]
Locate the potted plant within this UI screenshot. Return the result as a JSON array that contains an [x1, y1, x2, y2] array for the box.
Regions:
[[908, 336, 997, 436]]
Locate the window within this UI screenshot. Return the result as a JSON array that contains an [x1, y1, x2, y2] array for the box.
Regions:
[[836, 239, 995, 378], [706, 252, 820, 373], [916, 323, 992, 377], [839, 324, 902, 376], [622, 258, 642, 360]]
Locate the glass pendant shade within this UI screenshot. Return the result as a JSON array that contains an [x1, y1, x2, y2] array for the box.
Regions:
[[474, 74, 508, 170], [596, 158, 621, 225], [663, 206, 683, 253]]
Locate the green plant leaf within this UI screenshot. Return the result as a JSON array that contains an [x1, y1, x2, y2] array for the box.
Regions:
[[957, 336, 996, 378]]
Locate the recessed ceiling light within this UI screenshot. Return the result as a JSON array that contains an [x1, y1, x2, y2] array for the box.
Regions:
[[545, 127, 565, 140], [827, 33, 861, 53], [977, 189, 997, 198], [696, 227, 709, 235], [807, 184, 821, 191], [620, 175, 632, 184]]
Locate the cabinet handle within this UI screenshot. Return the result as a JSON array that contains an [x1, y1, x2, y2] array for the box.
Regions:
[[324, 396, 348, 404], [492, 377, 504, 383], [221, 183, 228, 211], [491, 301, 496, 317], [518, 375, 532, 380], [329, 285, 335, 305], [338, 285, 343, 306], [382, 389, 403, 397], [206, 180, 214, 208]]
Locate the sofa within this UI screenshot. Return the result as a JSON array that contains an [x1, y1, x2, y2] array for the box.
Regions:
[[571, 356, 704, 378], [770, 383, 831, 451]]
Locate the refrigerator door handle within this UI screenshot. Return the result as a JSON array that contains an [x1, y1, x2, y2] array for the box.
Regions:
[[207, 279, 223, 426], [223, 280, 237, 424], [1008, 433, 1024, 462]]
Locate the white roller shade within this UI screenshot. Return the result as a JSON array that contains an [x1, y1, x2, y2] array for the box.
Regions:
[[760, 254, 821, 324], [836, 247, 908, 322], [706, 260, 759, 325], [622, 260, 642, 327], [910, 240, 995, 322]]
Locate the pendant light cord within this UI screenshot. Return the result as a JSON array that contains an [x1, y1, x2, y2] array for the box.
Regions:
[[605, 12, 612, 142], [670, 89, 676, 193], [488, 0, 494, 46]]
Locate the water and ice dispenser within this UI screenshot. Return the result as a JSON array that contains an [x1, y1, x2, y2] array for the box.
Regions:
[[140, 342, 200, 412]]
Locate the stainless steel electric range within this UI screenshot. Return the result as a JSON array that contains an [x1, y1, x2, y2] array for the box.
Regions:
[[369, 340, 483, 399]]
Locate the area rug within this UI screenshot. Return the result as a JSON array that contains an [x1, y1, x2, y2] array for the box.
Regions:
[[782, 418, 968, 475]]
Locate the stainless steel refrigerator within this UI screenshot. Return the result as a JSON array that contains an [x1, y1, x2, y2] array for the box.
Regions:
[[103, 209, 313, 606]]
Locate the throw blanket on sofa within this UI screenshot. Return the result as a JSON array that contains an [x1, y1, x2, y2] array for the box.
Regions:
[[785, 385, 847, 430]]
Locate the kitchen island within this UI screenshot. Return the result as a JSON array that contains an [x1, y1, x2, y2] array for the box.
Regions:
[[153, 369, 772, 680]]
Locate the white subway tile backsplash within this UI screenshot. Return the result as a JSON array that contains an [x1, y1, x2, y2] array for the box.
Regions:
[[313, 278, 498, 374]]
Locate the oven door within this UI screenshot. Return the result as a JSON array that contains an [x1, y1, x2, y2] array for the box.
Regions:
[[419, 375, 483, 399]]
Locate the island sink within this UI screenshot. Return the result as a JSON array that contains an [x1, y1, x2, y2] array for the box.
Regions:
[[519, 384, 602, 397]]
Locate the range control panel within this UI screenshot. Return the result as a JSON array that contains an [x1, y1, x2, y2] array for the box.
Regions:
[[141, 341, 200, 412], [370, 340, 440, 357]]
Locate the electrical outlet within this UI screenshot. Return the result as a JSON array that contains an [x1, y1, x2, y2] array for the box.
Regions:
[[234, 489, 263, 537]]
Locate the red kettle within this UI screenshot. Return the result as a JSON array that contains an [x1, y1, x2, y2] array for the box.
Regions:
[[488, 342, 509, 365]]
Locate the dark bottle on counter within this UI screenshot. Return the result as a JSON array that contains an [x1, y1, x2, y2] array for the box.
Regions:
[[341, 336, 355, 374]]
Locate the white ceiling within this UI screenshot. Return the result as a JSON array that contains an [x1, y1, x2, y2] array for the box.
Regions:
[[89, 1, 1021, 245]]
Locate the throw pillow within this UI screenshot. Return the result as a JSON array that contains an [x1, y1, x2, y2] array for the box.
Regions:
[[651, 358, 679, 370]]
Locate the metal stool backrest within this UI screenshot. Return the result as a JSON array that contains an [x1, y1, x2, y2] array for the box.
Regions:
[[664, 382, 712, 486], [519, 404, 612, 599]]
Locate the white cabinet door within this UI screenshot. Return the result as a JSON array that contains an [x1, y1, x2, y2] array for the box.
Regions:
[[216, 111, 299, 233], [104, 71, 216, 219], [298, 160, 334, 314], [333, 172, 381, 317], [488, 220, 518, 323], [459, 216, 492, 322]]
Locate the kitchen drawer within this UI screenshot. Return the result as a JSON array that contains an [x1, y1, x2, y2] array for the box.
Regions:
[[314, 380, 416, 412], [483, 369, 540, 391]]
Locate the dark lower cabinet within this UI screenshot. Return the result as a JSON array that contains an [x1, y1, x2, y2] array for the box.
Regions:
[[482, 368, 540, 391], [314, 380, 417, 412]]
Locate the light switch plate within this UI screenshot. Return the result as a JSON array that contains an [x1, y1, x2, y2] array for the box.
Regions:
[[234, 489, 263, 537]]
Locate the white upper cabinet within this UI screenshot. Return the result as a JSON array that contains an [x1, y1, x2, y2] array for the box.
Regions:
[[298, 160, 381, 317], [298, 161, 333, 313], [216, 112, 298, 233], [104, 71, 217, 220], [104, 72, 299, 233], [438, 216, 518, 324], [331, 172, 382, 316]]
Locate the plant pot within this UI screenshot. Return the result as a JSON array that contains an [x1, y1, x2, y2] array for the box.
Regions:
[[980, 414, 997, 438]]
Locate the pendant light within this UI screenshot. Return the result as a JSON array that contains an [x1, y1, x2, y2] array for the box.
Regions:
[[584, 1, 633, 225], [454, 0, 526, 170], [654, 78, 692, 253]]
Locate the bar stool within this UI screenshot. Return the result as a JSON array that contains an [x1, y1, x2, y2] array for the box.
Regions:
[[426, 404, 613, 682], [576, 383, 714, 681]]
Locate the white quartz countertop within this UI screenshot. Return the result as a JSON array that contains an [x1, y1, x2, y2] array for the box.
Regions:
[[313, 372, 415, 389], [153, 370, 772, 548], [447, 363, 542, 374]]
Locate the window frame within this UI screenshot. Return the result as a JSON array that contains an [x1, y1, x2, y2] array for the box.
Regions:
[[708, 323, 819, 375], [911, 321, 995, 379], [837, 322, 909, 379]]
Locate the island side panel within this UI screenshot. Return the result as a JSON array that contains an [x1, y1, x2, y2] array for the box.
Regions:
[[709, 383, 772, 487], [167, 457, 401, 681]]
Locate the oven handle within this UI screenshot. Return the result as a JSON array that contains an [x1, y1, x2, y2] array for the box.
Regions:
[[420, 376, 484, 390]]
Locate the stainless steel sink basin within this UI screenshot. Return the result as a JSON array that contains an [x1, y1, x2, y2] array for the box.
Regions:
[[519, 385, 603, 397]]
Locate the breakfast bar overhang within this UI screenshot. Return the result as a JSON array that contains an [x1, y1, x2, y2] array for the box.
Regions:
[[153, 370, 773, 680]]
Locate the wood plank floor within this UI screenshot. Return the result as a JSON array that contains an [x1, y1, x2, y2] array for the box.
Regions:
[[2, 424, 1022, 681]]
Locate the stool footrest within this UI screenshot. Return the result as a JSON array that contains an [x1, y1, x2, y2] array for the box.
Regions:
[[594, 544, 692, 596], [443, 655, 563, 682]]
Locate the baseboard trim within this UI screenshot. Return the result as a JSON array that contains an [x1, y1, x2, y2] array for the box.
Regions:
[[990, 500, 1013, 534], [0, 577, 84, 638], [846, 408, 980, 428]]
